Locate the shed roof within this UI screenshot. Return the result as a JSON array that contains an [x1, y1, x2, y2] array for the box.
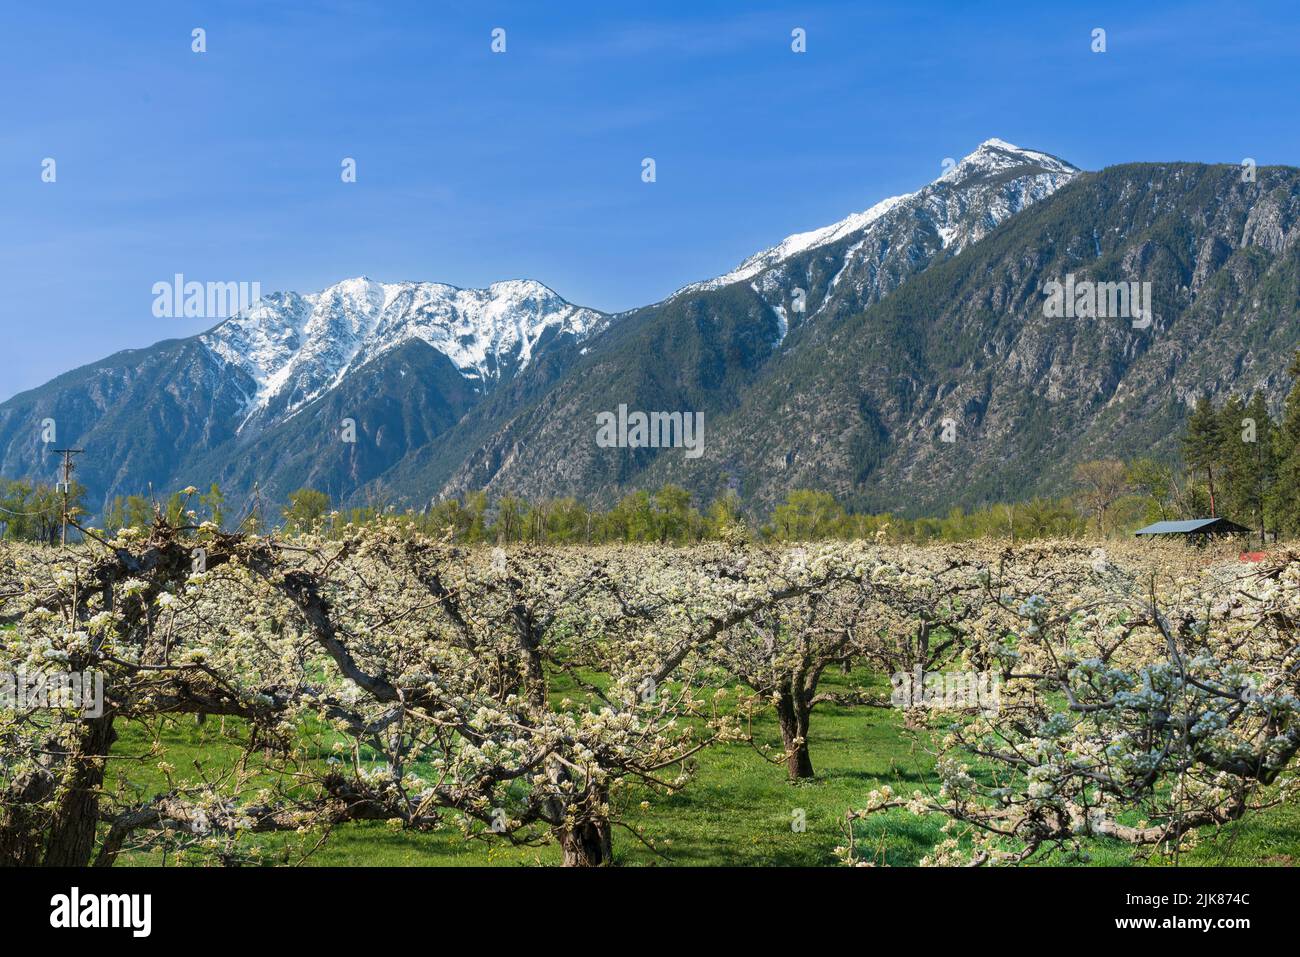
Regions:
[[1134, 518, 1250, 535]]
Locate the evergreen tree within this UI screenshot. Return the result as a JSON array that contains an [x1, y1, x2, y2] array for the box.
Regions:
[[1273, 351, 1300, 535], [1182, 394, 1221, 517], [1236, 393, 1276, 543], [1216, 395, 1249, 522]]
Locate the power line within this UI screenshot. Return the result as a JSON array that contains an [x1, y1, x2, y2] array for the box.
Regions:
[[0, 504, 60, 516]]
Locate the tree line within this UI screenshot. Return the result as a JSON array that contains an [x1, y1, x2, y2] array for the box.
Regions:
[[4, 350, 1300, 545]]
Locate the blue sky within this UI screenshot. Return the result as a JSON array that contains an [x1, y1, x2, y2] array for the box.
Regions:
[[2, 0, 1298, 398]]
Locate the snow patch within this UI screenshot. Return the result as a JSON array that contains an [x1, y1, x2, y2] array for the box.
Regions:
[[678, 194, 909, 295]]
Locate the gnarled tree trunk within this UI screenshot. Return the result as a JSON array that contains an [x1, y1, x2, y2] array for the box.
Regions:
[[0, 769, 55, 866], [41, 715, 117, 866], [558, 817, 612, 866], [776, 689, 814, 780]]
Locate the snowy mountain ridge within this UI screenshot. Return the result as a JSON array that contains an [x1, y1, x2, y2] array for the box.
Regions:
[[199, 139, 1076, 429], [202, 277, 606, 424], [675, 138, 1079, 298]]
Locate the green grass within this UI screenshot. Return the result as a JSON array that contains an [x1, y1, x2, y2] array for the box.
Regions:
[[100, 666, 1300, 866]]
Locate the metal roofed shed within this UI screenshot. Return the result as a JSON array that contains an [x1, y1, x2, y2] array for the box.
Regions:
[[1134, 518, 1251, 537]]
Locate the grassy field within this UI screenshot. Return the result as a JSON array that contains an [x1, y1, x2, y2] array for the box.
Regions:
[[101, 665, 1300, 867]]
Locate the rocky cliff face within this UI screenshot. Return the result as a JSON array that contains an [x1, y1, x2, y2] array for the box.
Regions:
[[434, 140, 1081, 506], [636, 162, 1300, 513]]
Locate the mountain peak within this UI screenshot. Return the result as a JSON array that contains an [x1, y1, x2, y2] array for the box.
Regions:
[[315, 276, 387, 312], [939, 138, 1078, 184]]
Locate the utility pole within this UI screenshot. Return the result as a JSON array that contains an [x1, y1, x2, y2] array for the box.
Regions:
[[250, 482, 263, 534], [52, 447, 83, 545]]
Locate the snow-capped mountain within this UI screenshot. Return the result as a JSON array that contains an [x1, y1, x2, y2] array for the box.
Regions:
[[441, 147, 1300, 516], [440, 139, 1083, 499], [203, 277, 605, 426], [0, 271, 609, 512], [677, 138, 1078, 315], [24, 137, 1285, 528]]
